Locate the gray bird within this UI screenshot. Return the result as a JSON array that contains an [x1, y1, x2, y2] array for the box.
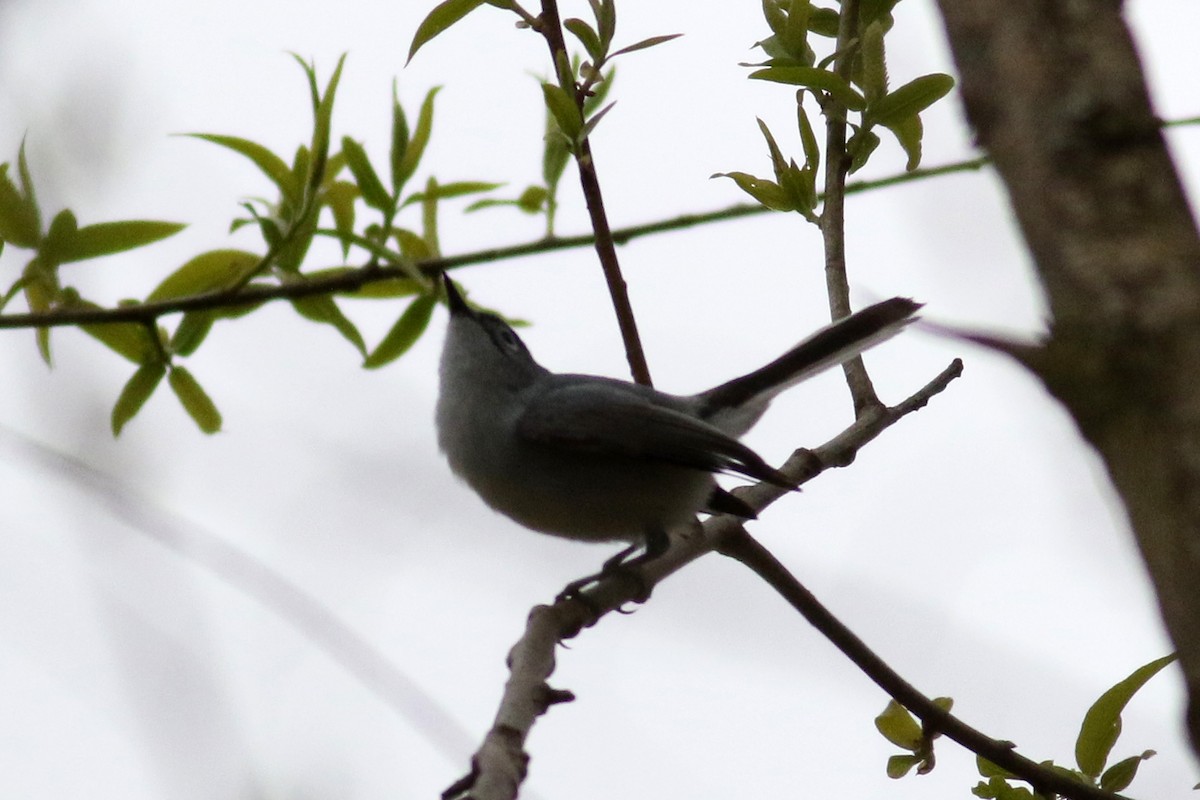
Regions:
[[436, 274, 919, 569]]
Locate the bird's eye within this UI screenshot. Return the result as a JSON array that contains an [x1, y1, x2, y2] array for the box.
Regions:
[[498, 329, 521, 351]]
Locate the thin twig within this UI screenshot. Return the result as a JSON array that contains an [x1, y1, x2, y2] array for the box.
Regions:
[[819, 0, 883, 416], [0, 157, 992, 332], [534, 0, 653, 385], [718, 532, 1128, 800]]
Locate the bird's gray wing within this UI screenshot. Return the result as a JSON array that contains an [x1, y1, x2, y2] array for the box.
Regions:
[[516, 380, 790, 486]]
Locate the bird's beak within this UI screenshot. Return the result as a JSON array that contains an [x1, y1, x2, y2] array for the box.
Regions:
[[442, 273, 471, 316]]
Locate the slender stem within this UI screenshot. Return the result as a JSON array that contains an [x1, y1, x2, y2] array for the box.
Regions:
[[719, 529, 1129, 800], [819, 0, 882, 415], [0, 157, 991, 332], [536, 0, 653, 386]]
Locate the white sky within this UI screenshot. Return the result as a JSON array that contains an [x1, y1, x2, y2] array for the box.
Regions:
[[1, 1, 1198, 798]]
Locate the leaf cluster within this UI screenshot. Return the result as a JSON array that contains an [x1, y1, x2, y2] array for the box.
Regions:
[[716, 0, 955, 219], [874, 654, 1175, 797], [407, 0, 679, 236], [0, 56, 522, 435]]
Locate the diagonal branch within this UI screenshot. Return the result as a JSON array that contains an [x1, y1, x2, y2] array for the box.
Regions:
[[443, 359, 964, 800], [717, 532, 1128, 800]]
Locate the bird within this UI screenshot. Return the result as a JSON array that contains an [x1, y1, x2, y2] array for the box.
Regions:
[[435, 273, 920, 575]]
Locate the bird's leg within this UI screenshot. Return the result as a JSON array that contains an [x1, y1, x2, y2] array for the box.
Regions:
[[555, 528, 669, 606]]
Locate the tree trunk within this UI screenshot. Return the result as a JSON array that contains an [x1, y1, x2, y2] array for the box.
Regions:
[[934, 0, 1200, 755]]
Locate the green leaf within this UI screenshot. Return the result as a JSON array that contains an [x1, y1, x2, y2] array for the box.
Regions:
[[579, 100, 617, 140], [22, 265, 55, 365], [290, 51, 321, 113], [393, 228, 434, 261], [420, 175, 441, 256], [589, 0, 615, 49], [147, 249, 262, 302], [712, 171, 794, 211], [564, 18, 604, 61], [0, 162, 41, 248], [390, 82, 411, 194], [82, 320, 157, 364], [757, 118, 788, 182], [58, 220, 185, 263], [808, 6, 839, 36], [41, 208, 78, 265], [16, 140, 40, 235], [975, 754, 1016, 779], [168, 366, 222, 434], [170, 312, 215, 357], [1099, 751, 1154, 793], [341, 137, 391, 211], [860, 19, 889, 104], [111, 362, 167, 436], [761, 0, 787, 35], [307, 54, 347, 193], [517, 184, 548, 212], [582, 65, 616, 116], [401, 181, 504, 208], [781, 0, 813, 60], [35, 327, 51, 365], [748, 66, 866, 110], [273, 202, 318, 272], [797, 103, 820, 171], [609, 33, 682, 59], [883, 113, 924, 171], [320, 149, 349, 190], [779, 159, 816, 216], [1075, 654, 1176, 778], [847, 126, 882, 173], [291, 294, 367, 356], [185, 134, 299, 207], [323, 180, 359, 258], [868, 73, 955, 127], [972, 776, 1037, 800], [364, 293, 436, 369], [752, 34, 791, 63], [407, 0, 486, 64], [542, 126, 571, 188], [860, 0, 899, 28], [290, 144, 312, 206], [395, 86, 441, 193], [886, 754, 920, 779], [874, 700, 923, 750], [542, 82, 584, 142]]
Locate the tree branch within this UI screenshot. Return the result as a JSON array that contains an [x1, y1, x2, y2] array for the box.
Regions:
[[0, 156, 989, 332], [934, 0, 1200, 755], [443, 359, 964, 800], [717, 531, 1128, 800]]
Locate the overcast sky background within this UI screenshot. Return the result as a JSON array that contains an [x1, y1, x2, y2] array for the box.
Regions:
[[1, 1, 1199, 798]]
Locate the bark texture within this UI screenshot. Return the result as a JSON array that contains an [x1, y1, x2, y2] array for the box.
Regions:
[[934, 0, 1200, 754]]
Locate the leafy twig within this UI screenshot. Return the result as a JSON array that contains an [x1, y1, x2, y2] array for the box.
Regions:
[[0, 155, 989, 332], [532, 0, 653, 385], [820, 0, 882, 415]]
